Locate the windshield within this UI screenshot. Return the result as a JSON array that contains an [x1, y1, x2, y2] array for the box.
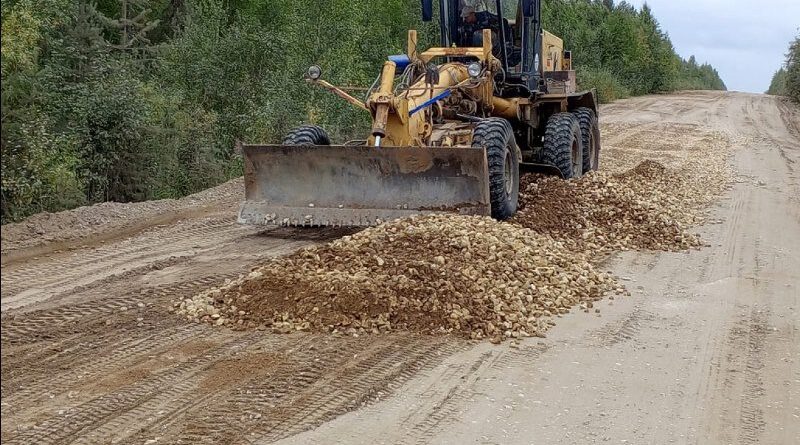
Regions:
[[461, 0, 519, 18]]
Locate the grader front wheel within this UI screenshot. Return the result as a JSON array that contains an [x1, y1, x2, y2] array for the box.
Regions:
[[472, 118, 519, 220], [282, 125, 331, 145], [542, 113, 584, 179], [572, 107, 600, 173]]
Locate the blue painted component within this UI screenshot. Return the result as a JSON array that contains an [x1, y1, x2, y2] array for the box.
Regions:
[[409, 89, 452, 116], [388, 54, 411, 71]]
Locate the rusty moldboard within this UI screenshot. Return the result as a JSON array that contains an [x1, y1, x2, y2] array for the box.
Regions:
[[238, 144, 491, 226]]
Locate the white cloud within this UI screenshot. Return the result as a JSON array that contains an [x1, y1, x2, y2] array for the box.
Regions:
[[625, 0, 800, 92]]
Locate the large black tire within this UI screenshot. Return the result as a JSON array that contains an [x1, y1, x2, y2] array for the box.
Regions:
[[282, 125, 330, 145], [472, 118, 519, 220], [572, 107, 600, 173], [542, 112, 583, 179]]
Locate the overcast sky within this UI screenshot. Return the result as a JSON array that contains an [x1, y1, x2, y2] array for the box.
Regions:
[[626, 0, 799, 93]]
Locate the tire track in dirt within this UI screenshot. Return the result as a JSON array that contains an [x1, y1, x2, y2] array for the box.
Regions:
[[401, 351, 499, 445], [737, 306, 769, 445], [0, 204, 233, 266], [70, 334, 323, 445], [1, 217, 252, 311], [3, 333, 266, 445], [2, 324, 221, 419], [0, 272, 235, 345], [586, 306, 655, 347], [394, 345, 547, 445], [259, 338, 464, 443], [2, 264, 303, 422], [2, 213, 361, 444], [175, 336, 366, 445], [0, 270, 230, 372], [2, 217, 234, 280], [161, 335, 467, 445], [322, 343, 549, 445]]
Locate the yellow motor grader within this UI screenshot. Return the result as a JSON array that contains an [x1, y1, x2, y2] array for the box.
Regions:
[[238, 0, 599, 227]]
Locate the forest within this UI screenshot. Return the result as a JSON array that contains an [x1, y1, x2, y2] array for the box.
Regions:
[[767, 34, 800, 103], [1, 0, 726, 223]]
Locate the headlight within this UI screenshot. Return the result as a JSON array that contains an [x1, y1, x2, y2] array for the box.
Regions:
[[467, 62, 482, 78], [306, 65, 322, 80]]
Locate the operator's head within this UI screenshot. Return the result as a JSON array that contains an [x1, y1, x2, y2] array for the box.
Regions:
[[461, 5, 477, 24]]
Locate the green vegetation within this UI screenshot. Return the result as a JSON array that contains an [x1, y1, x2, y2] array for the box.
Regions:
[[542, 0, 725, 101], [768, 68, 789, 96], [1, 0, 726, 222], [767, 35, 800, 103]]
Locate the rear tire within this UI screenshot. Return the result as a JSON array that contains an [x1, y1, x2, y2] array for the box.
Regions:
[[472, 118, 519, 220], [572, 107, 600, 173], [542, 113, 583, 179], [283, 125, 330, 145]]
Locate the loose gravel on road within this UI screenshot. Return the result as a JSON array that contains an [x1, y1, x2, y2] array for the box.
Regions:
[[177, 214, 620, 342], [178, 123, 732, 342]]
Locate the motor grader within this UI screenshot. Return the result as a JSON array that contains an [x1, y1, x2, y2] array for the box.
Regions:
[[238, 0, 599, 227]]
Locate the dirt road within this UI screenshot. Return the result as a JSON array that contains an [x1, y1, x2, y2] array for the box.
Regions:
[[2, 91, 798, 444]]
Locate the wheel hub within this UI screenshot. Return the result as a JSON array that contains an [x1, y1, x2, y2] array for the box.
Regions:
[[504, 152, 513, 196], [571, 140, 581, 176]]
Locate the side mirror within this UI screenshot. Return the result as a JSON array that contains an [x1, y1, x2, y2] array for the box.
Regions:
[[421, 0, 433, 21], [305, 65, 322, 81]]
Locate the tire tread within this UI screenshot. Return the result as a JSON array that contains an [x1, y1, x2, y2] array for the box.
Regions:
[[283, 125, 331, 145], [572, 107, 599, 172], [472, 118, 519, 219], [542, 112, 582, 179]]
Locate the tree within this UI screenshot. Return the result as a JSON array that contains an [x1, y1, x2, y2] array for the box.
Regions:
[[93, 0, 160, 49], [767, 34, 800, 102], [785, 35, 800, 102]]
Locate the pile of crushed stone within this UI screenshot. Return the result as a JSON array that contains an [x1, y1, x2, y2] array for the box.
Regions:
[[512, 159, 729, 252], [512, 162, 699, 251], [175, 215, 619, 342]]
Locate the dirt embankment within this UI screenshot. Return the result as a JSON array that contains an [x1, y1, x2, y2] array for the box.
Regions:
[[1, 178, 243, 259]]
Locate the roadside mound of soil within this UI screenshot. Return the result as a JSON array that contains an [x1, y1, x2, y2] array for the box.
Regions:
[[1, 178, 243, 255]]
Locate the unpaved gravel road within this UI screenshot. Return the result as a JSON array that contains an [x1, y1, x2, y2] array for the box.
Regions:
[[2, 91, 798, 444]]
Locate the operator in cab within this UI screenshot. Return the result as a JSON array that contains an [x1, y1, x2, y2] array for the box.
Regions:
[[458, 0, 521, 67]]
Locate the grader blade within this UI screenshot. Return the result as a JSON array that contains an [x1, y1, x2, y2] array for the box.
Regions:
[[238, 144, 491, 227]]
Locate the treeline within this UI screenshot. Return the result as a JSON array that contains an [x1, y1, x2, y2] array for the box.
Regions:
[[1, 0, 725, 223], [766, 34, 800, 102], [542, 0, 725, 101]]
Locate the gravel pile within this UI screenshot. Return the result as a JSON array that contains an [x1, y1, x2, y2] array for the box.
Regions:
[[513, 162, 703, 252], [513, 125, 732, 253], [176, 124, 733, 343], [175, 215, 619, 342]]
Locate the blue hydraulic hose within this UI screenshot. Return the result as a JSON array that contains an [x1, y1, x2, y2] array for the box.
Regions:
[[408, 89, 452, 116]]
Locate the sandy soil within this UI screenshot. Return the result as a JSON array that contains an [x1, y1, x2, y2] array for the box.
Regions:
[[0, 178, 244, 263], [1, 91, 798, 444]]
